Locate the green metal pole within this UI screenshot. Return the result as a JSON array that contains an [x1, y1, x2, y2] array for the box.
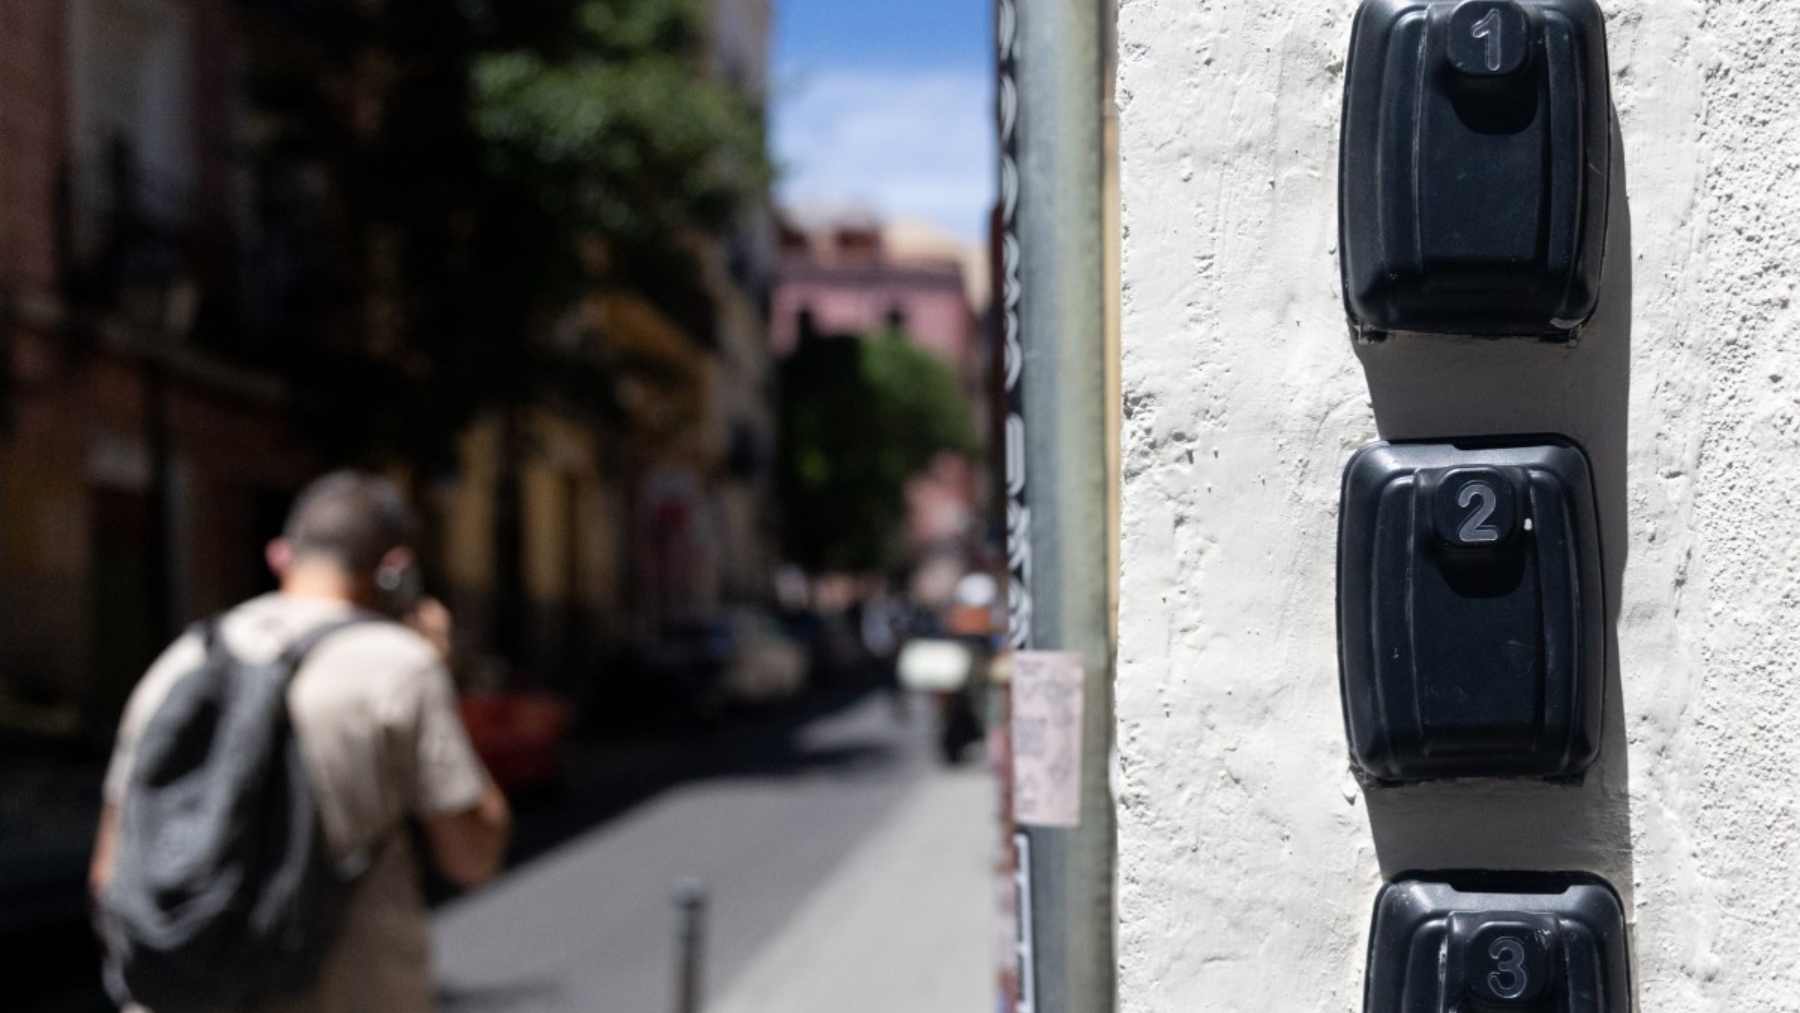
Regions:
[[1002, 0, 1116, 1009]]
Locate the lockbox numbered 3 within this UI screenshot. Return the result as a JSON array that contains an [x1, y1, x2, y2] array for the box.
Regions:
[[1364, 875, 1629, 1012]]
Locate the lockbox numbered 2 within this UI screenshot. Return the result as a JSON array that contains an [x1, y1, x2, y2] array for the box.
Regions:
[[1337, 438, 1605, 782]]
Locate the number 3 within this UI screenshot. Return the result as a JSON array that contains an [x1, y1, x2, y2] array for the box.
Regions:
[[1471, 9, 1505, 72], [1487, 936, 1529, 999], [1457, 481, 1501, 543]]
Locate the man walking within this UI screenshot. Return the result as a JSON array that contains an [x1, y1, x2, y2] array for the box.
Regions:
[[90, 471, 511, 1011]]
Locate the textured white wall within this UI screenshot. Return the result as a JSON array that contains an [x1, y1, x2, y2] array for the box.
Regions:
[[1116, 1, 1800, 1010]]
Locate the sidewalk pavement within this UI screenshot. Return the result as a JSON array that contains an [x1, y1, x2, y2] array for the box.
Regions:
[[434, 693, 998, 1013], [707, 764, 998, 1013]]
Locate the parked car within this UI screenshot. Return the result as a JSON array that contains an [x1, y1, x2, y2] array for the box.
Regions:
[[636, 616, 736, 721], [632, 608, 812, 724], [717, 608, 810, 704]]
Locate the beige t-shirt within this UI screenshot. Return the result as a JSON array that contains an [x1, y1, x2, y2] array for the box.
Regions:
[[104, 593, 491, 1013]]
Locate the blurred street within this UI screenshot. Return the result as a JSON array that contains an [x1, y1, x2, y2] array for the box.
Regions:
[[1, 1, 1009, 1008], [435, 692, 995, 1013]]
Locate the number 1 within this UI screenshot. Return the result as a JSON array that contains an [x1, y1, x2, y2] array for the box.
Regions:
[[1471, 9, 1504, 72]]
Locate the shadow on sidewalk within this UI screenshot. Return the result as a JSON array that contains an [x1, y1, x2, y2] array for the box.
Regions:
[[496, 681, 903, 874], [437, 976, 569, 1012]]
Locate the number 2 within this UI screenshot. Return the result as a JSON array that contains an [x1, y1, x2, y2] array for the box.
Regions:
[[1487, 936, 1529, 999], [1471, 9, 1504, 72], [1457, 482, 1501, 543]]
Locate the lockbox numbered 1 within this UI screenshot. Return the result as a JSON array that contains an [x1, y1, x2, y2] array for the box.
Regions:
[[1338, 0, 1613, 340]]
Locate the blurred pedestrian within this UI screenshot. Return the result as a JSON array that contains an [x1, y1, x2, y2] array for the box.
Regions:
[[90, 471, 511, 1012], [859, 581, 910, 723]]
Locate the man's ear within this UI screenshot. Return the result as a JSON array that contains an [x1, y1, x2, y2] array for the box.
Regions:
[[266, 539, 294, 579]]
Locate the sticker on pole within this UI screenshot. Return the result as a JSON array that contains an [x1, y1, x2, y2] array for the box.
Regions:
[[1011, 651, 1084, 828]]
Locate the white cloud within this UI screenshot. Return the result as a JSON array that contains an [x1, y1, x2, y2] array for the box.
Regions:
[[772, 65, 996, 244]]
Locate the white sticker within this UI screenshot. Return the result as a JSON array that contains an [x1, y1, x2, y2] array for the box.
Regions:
[[1011, 651, 1084, 828]]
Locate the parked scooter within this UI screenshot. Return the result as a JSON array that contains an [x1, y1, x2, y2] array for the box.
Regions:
[[896, 573, 998, 764]]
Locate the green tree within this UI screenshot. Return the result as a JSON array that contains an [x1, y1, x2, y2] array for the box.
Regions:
[[229, 0, 768, 660], [230, 0, 769, 465], [471, 0, 769, 342], [778, 328, 978, 573]]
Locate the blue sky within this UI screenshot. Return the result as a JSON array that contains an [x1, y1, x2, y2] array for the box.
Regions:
[[771, 0, 995, 244]]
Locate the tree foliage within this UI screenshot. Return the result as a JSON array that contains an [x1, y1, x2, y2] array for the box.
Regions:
[[473, 3, 767, 242], [229, 0, 769, 467], [471, 0, 768, 338], [778, 329, 978, 573]]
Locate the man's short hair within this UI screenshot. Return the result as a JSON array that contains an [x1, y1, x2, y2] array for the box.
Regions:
[[282, 471, 419, 572]]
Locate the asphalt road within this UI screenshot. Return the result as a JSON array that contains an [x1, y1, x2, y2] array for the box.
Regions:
[[433, 691, 994, 1013]]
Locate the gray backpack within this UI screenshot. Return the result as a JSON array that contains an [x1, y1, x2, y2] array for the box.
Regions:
[[99, 615, 371, 1011]]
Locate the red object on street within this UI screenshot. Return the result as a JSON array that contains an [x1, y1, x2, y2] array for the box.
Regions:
[[458, 692, 571, 792], [945, 603, 994, 637]]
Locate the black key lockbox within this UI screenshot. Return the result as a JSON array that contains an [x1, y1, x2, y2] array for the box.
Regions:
[[1337, 439, 1604, 782], [1364, 875, 1629, 1012], [1339, 0, 1613, 340]]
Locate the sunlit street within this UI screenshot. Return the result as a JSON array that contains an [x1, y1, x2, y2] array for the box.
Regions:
[[434, 694, 994, 1013]]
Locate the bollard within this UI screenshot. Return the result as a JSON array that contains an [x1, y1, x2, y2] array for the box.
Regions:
[[673, 878, 707, 1013]]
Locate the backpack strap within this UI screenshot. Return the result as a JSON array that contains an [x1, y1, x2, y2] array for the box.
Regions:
[[276, 614, 380, 673], [188, 612, 376, 669], [193, 615, 224, 653], [275, 612, 387, 881]]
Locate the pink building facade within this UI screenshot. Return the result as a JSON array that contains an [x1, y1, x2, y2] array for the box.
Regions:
[[771, 218, 980, 379], [772, 215, 988, 554]]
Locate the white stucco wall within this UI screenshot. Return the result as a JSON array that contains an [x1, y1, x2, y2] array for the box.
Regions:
[[1116, 1, 1800, 1010]]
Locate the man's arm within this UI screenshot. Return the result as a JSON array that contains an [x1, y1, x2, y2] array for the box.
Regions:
[[405, 616, 511, 889], [422, 781, 511, 888], [90, 802, 120, 899]]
